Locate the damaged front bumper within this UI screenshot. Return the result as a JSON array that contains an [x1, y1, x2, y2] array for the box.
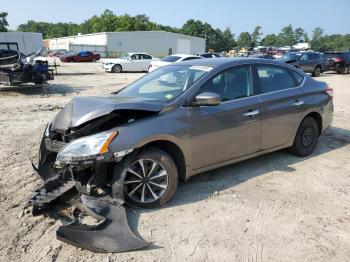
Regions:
[[28, 135, 147, 253]]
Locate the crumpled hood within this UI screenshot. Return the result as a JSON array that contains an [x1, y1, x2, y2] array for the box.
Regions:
[[51, 95, 164, 131]]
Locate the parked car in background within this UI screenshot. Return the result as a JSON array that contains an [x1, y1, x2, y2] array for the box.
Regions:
[[102, 53, 157, 73], [36, 58, 333, 209], [49, 49, 70, 58], [197, 53, 221, 58], [323, 51, 350, 74], [278, 52, 324, 77], [148, 54, 202, 72], [60, 51, 101, 62], [250, 53, 275, 59]]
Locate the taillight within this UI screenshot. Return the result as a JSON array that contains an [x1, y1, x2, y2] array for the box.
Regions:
[[334, 57, 343, 63], [325, 87, 333, 100]]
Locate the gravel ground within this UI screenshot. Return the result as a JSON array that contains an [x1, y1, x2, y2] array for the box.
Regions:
[[0, 60, 349, 262]]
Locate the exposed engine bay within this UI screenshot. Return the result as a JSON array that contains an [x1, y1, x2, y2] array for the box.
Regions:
[[28, 98, 163, 252], [0, 47, 54, 86]]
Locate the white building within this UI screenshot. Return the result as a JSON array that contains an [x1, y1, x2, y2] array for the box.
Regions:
[[47, 31, 206, 58], [0, 32, 43, 55], [293, 42, 311, 50]]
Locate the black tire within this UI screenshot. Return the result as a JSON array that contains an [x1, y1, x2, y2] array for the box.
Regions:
[[112, 64, 122, 73], [290, 117, 320, 157], [123, 148, 178, 208], [343, 66, 349, 75], [312, 66, 321, 77]]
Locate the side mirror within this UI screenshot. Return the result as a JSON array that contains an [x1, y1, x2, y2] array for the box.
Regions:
[[191, 92, 221, 107]]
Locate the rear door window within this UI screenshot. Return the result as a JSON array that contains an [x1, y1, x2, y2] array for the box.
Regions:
[[290, 70, 304, 87], [141, 54, 152, 60], [309, 53, 320, 60], [257, 65, 294, 93]]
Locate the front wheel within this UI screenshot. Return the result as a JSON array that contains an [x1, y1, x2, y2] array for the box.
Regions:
[[312, 66, 321, 77], [112, 64, 122, 73], [290, 117, 319, 157], [123, 148, 178, 208]]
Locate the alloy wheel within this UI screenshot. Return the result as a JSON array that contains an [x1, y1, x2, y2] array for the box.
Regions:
[[314, 67, 321, 77], [124, 159, 168, 204], [301, 127, 314, 148]]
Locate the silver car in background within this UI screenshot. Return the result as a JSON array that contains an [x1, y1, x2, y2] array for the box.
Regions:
[[35, 58, 333, 208]]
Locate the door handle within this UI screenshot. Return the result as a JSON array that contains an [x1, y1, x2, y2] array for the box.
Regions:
[[292, 100, 304, 106], [243, 110, 260, 117]]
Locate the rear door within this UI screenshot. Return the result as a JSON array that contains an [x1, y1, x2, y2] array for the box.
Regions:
[[139, 54, 153, 71], [256, 65, 305, 149], [189, 65, 262, 169]]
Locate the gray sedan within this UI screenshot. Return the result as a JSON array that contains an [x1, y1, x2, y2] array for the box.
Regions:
[[35, 58, 333, 208]]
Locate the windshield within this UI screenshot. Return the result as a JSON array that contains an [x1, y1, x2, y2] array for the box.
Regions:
[[280, 53, 302, 61], [120, 53, 131, 60], [117, 65, 212, 102], [162, 56, 181, 62]]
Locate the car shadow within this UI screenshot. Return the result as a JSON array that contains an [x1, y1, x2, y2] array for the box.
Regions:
[[126, 126, 350, 238], [57, 72, 96, 76], [0, 83, 87, 96]]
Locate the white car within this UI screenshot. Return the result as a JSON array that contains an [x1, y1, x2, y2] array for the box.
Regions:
[[148, 54, 203, 72], [102, 53, 158, 73]]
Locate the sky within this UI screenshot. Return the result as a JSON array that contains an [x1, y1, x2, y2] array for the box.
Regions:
[[2, 0, 350, 36]]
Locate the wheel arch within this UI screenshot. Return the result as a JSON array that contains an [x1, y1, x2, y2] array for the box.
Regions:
[[140, 140, 187, 181], [113, 64, 123, 72], [302, 112, 322, 136]]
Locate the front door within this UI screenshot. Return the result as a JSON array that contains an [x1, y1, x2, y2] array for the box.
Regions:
[[129, 54, 144, 71], [189, 65, 262, 170], [298, 53, 313, 72]]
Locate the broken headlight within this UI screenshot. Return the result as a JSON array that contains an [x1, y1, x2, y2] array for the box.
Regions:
[[56, 130, 118, 163]]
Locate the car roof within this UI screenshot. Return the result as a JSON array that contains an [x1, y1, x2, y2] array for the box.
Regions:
[[128, 52, 152, 55], [171, 57, 300, 69], [168, 54, 200, 58]]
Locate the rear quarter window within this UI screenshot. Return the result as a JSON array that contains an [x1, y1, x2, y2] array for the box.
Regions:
[[290, 70, 304, 86]]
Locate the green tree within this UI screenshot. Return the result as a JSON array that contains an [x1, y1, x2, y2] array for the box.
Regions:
[[237, 32, 252, 48], [251, 26, 262, 47], [261, 34, 277, 46], [310, 27, 325, 51], [277, 25, 296, 46], [0, 12, 9, 32], [221, 27, 237, 50], [294, 27, 306, 43]]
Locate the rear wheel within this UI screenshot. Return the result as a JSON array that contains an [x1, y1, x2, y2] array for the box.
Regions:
[[112, 64, 122, 73], [290, 117, 320, 157], [312, 66, 321, 77], [123, 148, 178, 208]]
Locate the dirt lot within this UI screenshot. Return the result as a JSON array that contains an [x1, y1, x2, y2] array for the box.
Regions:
[[0, 60, 349, 262]]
